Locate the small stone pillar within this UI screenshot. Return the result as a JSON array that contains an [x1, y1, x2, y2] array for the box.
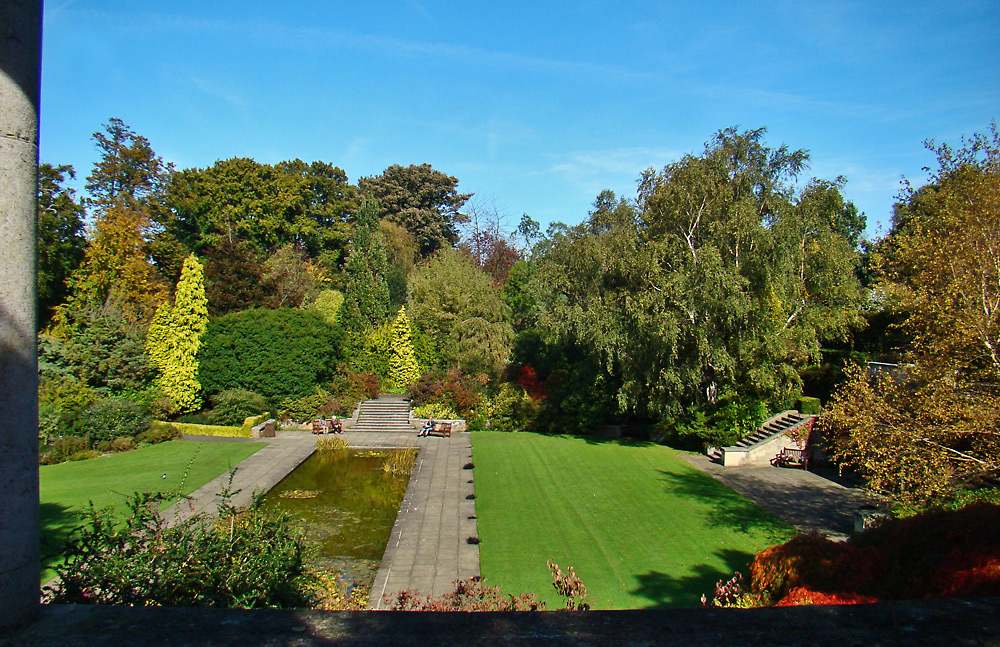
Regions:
[[0, 0, 44, 631]]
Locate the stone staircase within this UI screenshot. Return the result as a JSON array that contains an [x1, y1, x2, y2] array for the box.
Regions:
[[711, 410, 813, 466], [348, 395, 416, 433]]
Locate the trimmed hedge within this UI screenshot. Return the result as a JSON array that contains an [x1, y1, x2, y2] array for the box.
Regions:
[[165, 421, 251, 438], [198, 308, 344, 402]]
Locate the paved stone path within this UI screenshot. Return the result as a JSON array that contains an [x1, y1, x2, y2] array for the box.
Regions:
[[368, 432, 479, 609], [163, 428, 479, 610], [680, 454, 875, 540]]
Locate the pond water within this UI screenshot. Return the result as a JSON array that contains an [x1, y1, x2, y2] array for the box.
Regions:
[[263, 448, 412, 593]]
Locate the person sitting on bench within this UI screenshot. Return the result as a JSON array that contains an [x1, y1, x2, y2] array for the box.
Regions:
[[330, 416, 343, 434], [419, 418, 434, 437]]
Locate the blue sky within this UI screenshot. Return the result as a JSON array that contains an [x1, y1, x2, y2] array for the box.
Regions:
[[40, 1, 998, 239]]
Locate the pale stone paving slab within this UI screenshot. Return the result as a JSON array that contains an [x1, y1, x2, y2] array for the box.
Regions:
[[369, 432, 479, 609], [680, 453, 875, 540]]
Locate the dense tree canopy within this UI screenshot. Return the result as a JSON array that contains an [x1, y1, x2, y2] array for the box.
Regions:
[[359, 163, 471, 257], [37, 163, 86, 327], [531, 127, 864, 436], [165, 157, 355, 266]]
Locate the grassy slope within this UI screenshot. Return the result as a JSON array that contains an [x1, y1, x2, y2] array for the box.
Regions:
[[472, 432, 795, 610], [40, 440, 264, 581]]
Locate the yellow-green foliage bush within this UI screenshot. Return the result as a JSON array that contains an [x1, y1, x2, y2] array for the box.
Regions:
[[480, 382, 537, 431], [166, 421, 251, 438], [412, 402, 460, 420]]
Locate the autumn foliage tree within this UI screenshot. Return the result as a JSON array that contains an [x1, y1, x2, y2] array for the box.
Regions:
[[826, 124, 1000, 506]]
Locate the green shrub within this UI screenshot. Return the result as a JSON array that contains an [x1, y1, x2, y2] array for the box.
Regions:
[[480, 383, 538, 431], [49, 491, 313, 608], [68, 450, 100, 462], [38, 376, 97, 415], [212, 388, 269, 426], [706, 393, 767, 447], [111, 436, 134, 452], [38, 403, 69, 444], [80, 397, 151, 444], [40, 436, 89, 465], [279, 387, 333, 421], [199, 308, 344, 402], [94, 440, 112, 453], [798, 396, 821, 415], [136, 421, 182, 444]]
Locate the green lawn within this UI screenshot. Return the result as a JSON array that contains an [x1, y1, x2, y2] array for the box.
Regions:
[[40, 440, 264, 581], [472, 432, 796, 609]]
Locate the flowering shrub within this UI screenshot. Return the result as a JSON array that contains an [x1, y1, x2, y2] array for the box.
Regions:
[[407, 368, 487, 419], [701, 572, 758, 608], [516, 365, 545, 401], [386, 562, 591, 612], [388, 576, 543, 611]]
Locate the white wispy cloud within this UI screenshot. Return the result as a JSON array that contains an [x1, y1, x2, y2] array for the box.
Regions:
[[186, 76, 248, 111], [74, 9, 658, 86]]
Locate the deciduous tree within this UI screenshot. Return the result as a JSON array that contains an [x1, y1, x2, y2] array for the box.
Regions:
[[408, 248, 513, 377], [826, 124, 1000, 505], [37, 163, 86, 327], [359, 163, 471, 257]]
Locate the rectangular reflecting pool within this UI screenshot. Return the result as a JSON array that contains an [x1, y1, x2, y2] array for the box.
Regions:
[[263, 447, 414, 594]]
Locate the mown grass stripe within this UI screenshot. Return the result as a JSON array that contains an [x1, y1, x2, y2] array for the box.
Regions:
[[472, 432, 795, 609]]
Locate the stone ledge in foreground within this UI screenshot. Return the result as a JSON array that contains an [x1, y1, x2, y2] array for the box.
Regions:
[[5, 598, 999, 647]]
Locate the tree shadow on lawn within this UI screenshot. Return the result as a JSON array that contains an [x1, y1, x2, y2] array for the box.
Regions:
[[577, 434, 656, 448], [656, 468, 796, 540], [629, 548, 753, 609], [40, 501, 81, 580]]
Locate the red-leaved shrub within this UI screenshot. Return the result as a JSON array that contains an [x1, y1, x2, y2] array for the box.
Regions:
[[745, 503, 1000, 606]]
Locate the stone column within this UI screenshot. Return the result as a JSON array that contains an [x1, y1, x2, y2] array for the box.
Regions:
[[0, 0, 43, 631]]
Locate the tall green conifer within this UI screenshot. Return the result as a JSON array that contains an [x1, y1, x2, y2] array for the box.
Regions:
[[342, 197, 390, 334], [146, 254, 209, 412], [389, 306, 420, 388]]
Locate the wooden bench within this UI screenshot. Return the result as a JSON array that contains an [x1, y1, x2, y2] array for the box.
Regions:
[[771, 447, 810, 470], [427, 421, 452, 438], [311, 419, 343, 434]]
